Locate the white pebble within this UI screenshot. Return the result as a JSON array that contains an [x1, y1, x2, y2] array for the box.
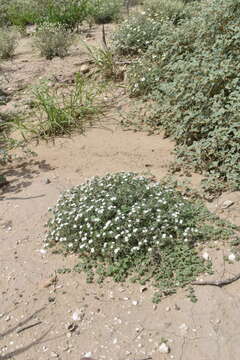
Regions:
[[159, 343, 170, 353], [228, 253, 236, 262], [202, 252, 209, 261]]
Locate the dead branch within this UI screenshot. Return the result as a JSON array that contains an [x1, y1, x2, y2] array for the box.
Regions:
[[192, 272, 240, 287]]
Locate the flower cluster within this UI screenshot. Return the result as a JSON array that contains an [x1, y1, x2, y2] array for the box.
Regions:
[[113, 15, 162, 55], [46, 172, 204, 260]]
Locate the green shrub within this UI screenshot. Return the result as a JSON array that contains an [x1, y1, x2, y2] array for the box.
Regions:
[[34, 22, 74, 59], [6, 0, 39, 28], [46, 172, 237, 297], [32, 74, 104, 137], [36, 0, 92, 30], [92, 0, 122, 24], [143, 0, 192, 23], [127, 0, 240, 195], [0, 0, 10, 27], [0, 28, 18, 59], [113, 14, 162, 55]]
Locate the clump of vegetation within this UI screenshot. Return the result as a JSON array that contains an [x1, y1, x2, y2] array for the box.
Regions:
[[126, 0, 240, 195], [92, 0, 122, 24], [143, 0, 193, 23], [6, 0, 39, 29], [32, 74, 105, 138], [113, 14, 162, 55], [0, 28, 18, 59], [36, 0, 93, 30], [34, 22, 74, 59], [45, 172, 236, 299]]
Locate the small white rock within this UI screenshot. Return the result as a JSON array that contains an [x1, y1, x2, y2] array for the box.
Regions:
[[228, 253, 236, 262], [39, 248, 47, 254], [221, 200, 234, 209], [165, 306, 171, 312], [84, 352, 92, 358], [72, 309, 84, 321], [159, 343, 170, 353], [132, 300, 138, 306], [202, 252, 209, 261], [113, 338, 118, 344]]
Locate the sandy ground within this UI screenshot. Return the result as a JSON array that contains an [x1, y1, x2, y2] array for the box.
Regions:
[[1, 25, 240, 360]]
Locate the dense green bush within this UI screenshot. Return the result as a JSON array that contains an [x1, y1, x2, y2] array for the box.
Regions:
[[113, 14, 162, 55], [36, 0, 92, 30], [46, 172, 236, 297], [6, 0, 39, 28], [127, 0, 240, 195]]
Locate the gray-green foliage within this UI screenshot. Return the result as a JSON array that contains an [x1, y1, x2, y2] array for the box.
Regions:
[[34, 22, 74, 59], [0, 28, 18, 59], [113, 14, 162, 55], [46, 172, 236, 298], [127, 0, 240, 195], [143, 0, 193, 23]]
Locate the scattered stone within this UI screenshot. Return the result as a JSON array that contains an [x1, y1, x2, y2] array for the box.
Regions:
[[44, 178, 51, 184], [221, 200, 234, 209], [228, 253, 236, 262], [174, 304, 180, 311], [132, 300, 138, 306], [165, 307, 171, 312], [72, 308, 85, 321], [39, 248, 47, 254], [202, 252, 210, 261], [113, 338, 118, 344], [67, 322, 78, 332], [80, 64, 90, 74], [159, 342, 170, 353], [123, 297, 129, 301], [50, 352, 59, 358], [48, 296, 55, 303], [83, 352, 93, 358], [5, 315, 10, 321], [140, 286, 148, 293]]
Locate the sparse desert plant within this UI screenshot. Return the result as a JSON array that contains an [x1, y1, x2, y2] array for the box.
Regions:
[[46, 172, 238, 299], [82, 40, 120, 80], [34, 22, 74, 59], [0, 28, 19, 59], [32, 74, 105, 137], [92, 0, 122, 24], [113, 14, 162, 55]]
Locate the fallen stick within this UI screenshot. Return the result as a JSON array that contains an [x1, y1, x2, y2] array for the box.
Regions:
[[16, 321, 42, 334], [192, 272, 240, 287]]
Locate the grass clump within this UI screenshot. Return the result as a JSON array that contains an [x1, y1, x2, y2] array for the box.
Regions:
[[0, 28, 18, 59], [45, 172, 236, 299], [34, 22, 74, 59], [32, 74, 104, 138], [113, 14, 162, 55], [126, 0, 240, 195]]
